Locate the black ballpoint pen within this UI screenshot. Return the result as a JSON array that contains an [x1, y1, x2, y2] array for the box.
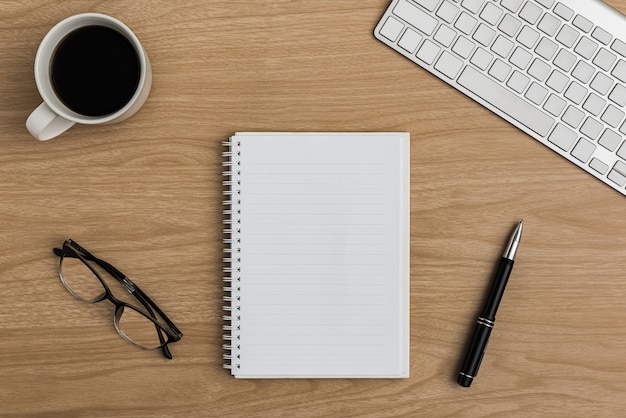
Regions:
[[458, 220, 524, 387]]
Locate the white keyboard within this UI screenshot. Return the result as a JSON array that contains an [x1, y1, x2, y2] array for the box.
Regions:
[[375, 0, 626, 196]]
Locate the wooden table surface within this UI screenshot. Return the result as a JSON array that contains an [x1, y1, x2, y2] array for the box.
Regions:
[[2, 1, 626, 416]]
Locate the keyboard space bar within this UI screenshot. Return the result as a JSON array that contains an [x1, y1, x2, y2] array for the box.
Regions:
[[457, 67, 554, 137]]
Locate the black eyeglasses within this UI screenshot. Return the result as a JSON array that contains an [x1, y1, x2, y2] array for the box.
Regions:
[[54, 240, 183, 359]]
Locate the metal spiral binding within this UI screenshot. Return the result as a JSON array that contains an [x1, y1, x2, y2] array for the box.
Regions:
[[222, 138, 242, 372]]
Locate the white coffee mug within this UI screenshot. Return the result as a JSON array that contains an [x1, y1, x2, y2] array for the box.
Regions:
[[26, 13, 152, 141]]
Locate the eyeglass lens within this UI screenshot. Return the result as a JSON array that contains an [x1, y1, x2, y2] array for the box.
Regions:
[[116, 305, 169, 349], [60, 253, 107, 303]]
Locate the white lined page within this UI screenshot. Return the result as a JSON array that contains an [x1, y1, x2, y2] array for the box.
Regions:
[[229, 133, 409, 378]]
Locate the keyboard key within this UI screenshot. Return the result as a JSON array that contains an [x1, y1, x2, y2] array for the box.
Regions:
[[556, 25, 579, 48], [457, 66, 554, 136], [437, 1, 460, 23], [455, 12, 478, 34], [608, 167, 626, 187], [416, 39, 441, 64], [547, 123, 577, 151], [537, 14, 561, 37], [564, 81, 587, 104], [452, 36, 475, 58], [498, 14, 521, 37], [491, 35, 514, 57], [580, 117, 603, 140], [473, 23, 496, 46], [615, 161, 626, 176], [519, 2, 542, 25], [526, 82, 548, 104], [590, 72, 613, 95], [612, 60, 626, 83], [601, 105, 625, 128], [507, 71, 530, 93], [528, 58, 551, 81], [393, 0, 438, 36], [509, 47, 533, 69], [536, 0, 555, 9], [461, 0, 484, 14], [608, 166, 626, 186], [553, 49, 577, 72], [593, 49, 617, 72], [591, 27, 612, 45], [535, 37, 559, 60], [554, 3, 574, 21], [571, 61, 595, 84], [543, 94, 567, 116], [501, 0, 523, 13], [582, 93, 606, 116], [574, 37, 598, 60], [489, 59, 512, 81], [589, 157, 609, 174], [435, 51, 464, 79], [434, 25, 457, 47], [517, 26, 540, 49], [571, 138, 596, 163], [572, 15, 593, 33], [480, 3, 502, 25], [415, 0, 440, 12], [546, 70, 569, 93], [609, 84, 626, 107], [598, 129, 622, 151], [562, 105, 584, 128], [379, 17, 404, 42], [611, 39, 626, 57], [470, 47, 494, 70], [399, 28, 423, 53]]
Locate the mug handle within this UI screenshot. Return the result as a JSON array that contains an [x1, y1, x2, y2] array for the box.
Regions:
[[26, 102, 75, 141]]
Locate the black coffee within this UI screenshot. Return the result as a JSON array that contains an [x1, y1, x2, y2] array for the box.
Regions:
[[51, 25, 140, 117]]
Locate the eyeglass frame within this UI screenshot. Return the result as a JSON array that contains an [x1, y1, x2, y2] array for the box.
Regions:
[[54, 239, 183, 359]]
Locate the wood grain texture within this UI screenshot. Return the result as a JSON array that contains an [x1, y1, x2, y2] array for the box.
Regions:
[[2, 0, 626, 416]]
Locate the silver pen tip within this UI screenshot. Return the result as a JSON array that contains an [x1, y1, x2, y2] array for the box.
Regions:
[[503, 220, 523, 260]]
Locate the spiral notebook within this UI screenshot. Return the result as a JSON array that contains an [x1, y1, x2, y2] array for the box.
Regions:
[[222, 132, 410, 378]]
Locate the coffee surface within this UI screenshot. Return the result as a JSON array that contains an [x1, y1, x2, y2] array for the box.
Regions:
[[51, 25, 140, 117]]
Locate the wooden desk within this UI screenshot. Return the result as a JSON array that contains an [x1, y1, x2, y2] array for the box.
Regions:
[[2, 1, 626, 416]]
